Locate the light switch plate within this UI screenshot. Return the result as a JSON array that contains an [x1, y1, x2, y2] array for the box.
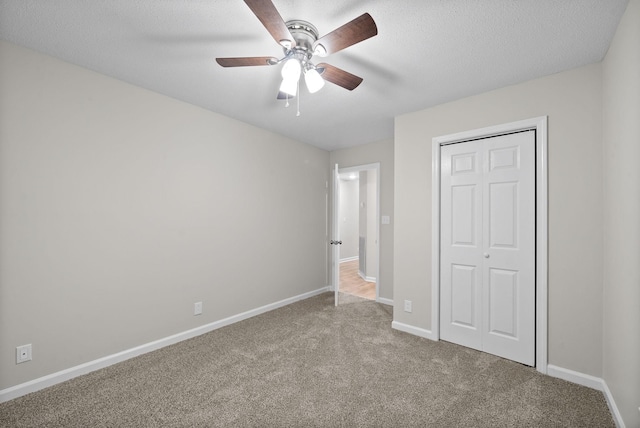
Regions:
[[381, 215, 390, 225]]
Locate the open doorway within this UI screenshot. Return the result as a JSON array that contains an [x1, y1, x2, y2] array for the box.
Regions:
[[335, 164, 380, 302]]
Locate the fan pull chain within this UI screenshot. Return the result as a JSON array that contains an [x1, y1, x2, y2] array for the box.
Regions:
[[296, 80, 301, 117]]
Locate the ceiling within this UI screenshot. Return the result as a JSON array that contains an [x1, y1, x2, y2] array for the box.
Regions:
[[0, 0, 628, 151]]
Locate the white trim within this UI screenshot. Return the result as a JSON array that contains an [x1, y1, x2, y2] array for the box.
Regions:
[[335, 163, 381, 303], [547, 365, 625, 428], [602, 380, 626, 428], [534, 117, 549, 374], [431, 116, 549, 374], [333, 163, 340, 306], [377, 297, 393, 306], [547, 364, 604, 390], [339, 256, 359, 263], [357, 271, 376, 283], [431, 137, 442, 342], [0, 286, 330, 404], [392, 321, 437, 341]]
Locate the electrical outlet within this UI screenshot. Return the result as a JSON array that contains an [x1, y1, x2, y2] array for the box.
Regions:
[[404, 300, 412, 313], [194, 302, 202, 315], [16, 344, 32, 364]]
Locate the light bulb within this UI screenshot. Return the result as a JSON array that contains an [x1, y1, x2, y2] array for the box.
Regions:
[[281, 58, 301, 81], [304, 68, 325, 93]]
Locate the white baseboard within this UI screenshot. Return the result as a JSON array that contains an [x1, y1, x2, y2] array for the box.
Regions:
[[547, 365, 625, 428], [601, 380, 625, 428], [0, 286, 330, 404], [339, 256, 358, 263], [376, 297, 393, 306], [391, 321, 437, 341], [547, 364, 604, 390], [357, 271, 376, 283]]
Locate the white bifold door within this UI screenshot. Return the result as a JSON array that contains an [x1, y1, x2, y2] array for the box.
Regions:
[[440, 130, 535, 366]]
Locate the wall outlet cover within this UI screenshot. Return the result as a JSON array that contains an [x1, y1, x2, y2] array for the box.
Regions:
[[194, 302, 203, 315], [404, 300, 412, 313], [16, 344, 32, 364]]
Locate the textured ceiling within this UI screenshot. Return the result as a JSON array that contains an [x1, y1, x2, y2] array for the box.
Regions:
[[0, 0, 629, 151]]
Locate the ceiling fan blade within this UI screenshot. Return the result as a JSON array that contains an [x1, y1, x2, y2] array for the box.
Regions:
[[313, 13, 377, 56], [216, 57, 278, 67], [317, 63, 363, 91], [277, 91, 295, 100], [244, 0, 296, 49]]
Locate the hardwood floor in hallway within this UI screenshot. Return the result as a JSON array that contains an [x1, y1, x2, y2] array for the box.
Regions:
[[339, 259, 375, 300]]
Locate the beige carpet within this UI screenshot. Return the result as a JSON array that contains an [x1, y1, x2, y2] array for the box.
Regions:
[[0, 292, 614, 427]]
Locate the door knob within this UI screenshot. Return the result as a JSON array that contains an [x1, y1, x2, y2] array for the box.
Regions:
[[484, 253, 490, 258]]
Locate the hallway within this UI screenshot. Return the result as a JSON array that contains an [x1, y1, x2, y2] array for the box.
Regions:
[[339, 259, 375, 300]]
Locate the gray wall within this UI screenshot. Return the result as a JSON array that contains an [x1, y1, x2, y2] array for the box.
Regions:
[[365, 169, 378, 280], [394, 63, 604, 376], [602, 0, 640, 425], [338, 178, 359, 260], [359, 171, 368, 271], [0, 40, 329, 390], [330, 139, 394, 302]]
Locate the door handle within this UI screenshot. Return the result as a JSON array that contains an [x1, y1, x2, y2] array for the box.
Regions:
[[484, 253, 490, 258], [330, 240, 343, 245]]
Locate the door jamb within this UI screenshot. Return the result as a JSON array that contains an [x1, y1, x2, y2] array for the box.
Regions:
[[335, 162, 381, 302], [430, 117, 548, 374]]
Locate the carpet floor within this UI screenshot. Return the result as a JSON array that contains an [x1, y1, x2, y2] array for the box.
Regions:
[[0, 292, 614, 427]]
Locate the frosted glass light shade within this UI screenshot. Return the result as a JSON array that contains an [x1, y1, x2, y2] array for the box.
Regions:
[[281, 58, 301, 81], [279, 77, 298, 97], [304, 68, 325, 93]]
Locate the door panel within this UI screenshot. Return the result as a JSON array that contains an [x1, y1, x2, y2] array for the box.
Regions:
[[488, 181, 518, 249], [452, 152, 478, 174], [451, 264, 478, 328], [440, 141, 483, 351], [440, 130, 535, 366], [451, 185, 477, 246], [489, 146, 519, 171], [488, 268, 518, 337], [482, 131, 535, 365]]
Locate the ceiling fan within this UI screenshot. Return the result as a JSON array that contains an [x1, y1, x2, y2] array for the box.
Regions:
[[216, 0, 378, 100]]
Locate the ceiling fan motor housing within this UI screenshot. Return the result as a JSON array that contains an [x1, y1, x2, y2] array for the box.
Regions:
[[285, 20, 319, 60]]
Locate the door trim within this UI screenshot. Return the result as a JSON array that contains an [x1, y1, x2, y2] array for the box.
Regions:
[[431, 116, 548, 374], [333, 162, 381, 303]]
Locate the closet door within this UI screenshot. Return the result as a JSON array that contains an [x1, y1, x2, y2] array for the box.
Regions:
[[440, 140, 484, 351], [440, 131, 535, 366]]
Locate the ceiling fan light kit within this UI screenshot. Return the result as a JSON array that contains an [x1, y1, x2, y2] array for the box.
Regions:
[[304, 68, 325, 93], [216, 0, 377, 114]]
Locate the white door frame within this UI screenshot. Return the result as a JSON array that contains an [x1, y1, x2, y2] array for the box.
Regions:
[[333, 162, 381, 302], [431, 116, 548, 374], [332, 164, 341, 306]]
